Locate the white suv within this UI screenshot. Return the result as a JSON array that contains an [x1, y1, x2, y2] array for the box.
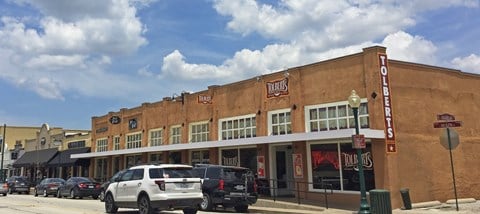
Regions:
[[104, 164, 203, 214]]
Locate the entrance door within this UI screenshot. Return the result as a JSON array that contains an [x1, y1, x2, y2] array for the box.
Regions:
[[270, 144, 294, 196]]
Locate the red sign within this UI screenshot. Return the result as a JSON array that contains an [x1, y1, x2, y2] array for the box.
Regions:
[[379, 53, 396, 154], [433, 121, 462, 128], [386, 143, 397, 153], [257, 156, 265, 178], [266, 78, 289, 98], [198, 95, 212, 104], [292, 154, 303, 178], [437, 113, 455, 121], [352, 134, 366, 149]]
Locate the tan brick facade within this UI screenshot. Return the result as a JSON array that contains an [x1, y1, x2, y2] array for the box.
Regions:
[[81, 46, 480, 209]]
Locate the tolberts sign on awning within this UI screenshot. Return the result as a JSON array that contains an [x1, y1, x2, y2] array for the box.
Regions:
[[379, 53, 397, 153], [266, 78, 289, 98]]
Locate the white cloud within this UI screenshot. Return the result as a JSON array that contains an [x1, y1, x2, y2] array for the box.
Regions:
[[0, 0, 148, 100], [382, 31, 438, 64], [137, 64, 154, 77], [451, 54, 480, 74]]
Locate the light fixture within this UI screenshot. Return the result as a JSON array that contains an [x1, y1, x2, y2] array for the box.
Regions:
[[348, 90, 361, 108]]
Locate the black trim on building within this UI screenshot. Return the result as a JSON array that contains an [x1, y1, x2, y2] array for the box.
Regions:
[[48, 147, 91, 167], [12, 148, 58, 168]]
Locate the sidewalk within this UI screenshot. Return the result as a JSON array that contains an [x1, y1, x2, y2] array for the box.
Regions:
[[250, 197, 480, 214]]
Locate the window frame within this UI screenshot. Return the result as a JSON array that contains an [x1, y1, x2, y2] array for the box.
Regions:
[[96, 138, 108, 152], [125, 132, 142, 149], [218, 114, 257, 140], [170, 125, 182, 144], [267, 108, 292, 136], [189, 121, 209, 143], [305, 99, 369, 132], [149, 128, 163, 147]]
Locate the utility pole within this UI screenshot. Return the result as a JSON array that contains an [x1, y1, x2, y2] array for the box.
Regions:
[[1, 124, 6, 181]]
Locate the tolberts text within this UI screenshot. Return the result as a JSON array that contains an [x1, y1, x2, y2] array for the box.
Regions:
[[266, 78, 289, 98], [379, 54, 395, 140]]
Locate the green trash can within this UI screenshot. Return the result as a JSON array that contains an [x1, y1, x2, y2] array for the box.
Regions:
[[369, 189, 392, 214]]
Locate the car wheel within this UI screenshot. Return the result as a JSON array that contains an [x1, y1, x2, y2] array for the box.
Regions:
[[92, 195, 98, 200], [34, 188, 38, 197], [138, 195, 153, 214], [234, 205, 249, 213], [70, 189, 76, 199], [199, 193, 213, 211], [183, 207, 198, 214], [43, 189, 48, 197], [2, 193, 6, 196], [104, 193, 118, 213]]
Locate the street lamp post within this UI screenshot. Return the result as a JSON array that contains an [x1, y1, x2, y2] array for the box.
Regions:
[[348, 90, 371, 214]]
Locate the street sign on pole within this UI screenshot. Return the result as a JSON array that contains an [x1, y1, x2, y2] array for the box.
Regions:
[[433, 114, 460, 211], [433, 121, 462, 128], [437, 113, 455, 121]]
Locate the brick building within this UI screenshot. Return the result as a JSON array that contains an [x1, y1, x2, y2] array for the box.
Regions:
[[73, 46, 480, 209]]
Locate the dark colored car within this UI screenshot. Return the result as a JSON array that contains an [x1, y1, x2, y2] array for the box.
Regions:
[[56, 177, 101, 199], [0, 181, 8, 196], [98, 169, 126, 201], [6, 176, 30, 194], [193, 164, 258, 213], [34, 178, 65, 197]]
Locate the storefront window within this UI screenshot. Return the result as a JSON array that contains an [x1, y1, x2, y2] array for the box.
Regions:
[[169, 152, 182, 164], [221, 148, 257, 172], [191, 150, 210, 165], [149, 153, 164, 164], [126, 154, 142, 168], [310, 143, 375, 191], [95, 158, 107, 182]]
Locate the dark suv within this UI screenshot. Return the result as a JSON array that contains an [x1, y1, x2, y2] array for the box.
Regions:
[[193, 164, 258, 213], [6, 176, 30, 194]]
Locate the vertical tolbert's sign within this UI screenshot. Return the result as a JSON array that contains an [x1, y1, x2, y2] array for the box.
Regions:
[[379, 53, 397, 153]]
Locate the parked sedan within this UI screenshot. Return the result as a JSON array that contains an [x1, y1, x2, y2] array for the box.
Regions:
[[6, 176, 30, 194], [57, 177, 101, 199], [34, 178, 65, 197], [0, 181, 8, 196]]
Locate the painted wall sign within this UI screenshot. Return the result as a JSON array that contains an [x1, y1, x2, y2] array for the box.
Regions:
[[96, 127, 108, 133], [109, 116, 121, 124], [257, 156, 265, 178], [128, 118, 138, 130], [292, 153, 303, 178], [198, 95, 212, 104], [379, 53, 397, 153], [266, 78, 289, 98]]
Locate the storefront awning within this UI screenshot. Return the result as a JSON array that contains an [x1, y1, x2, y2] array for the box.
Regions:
[[12, 148, 58, 168], [48, 147, 91, 167], [72, 128, 385, 159]]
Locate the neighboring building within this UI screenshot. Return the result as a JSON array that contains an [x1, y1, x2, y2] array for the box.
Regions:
[[0, 125, 40, 179], [12, 123, 91, 183], [72, 46, 480, 209]]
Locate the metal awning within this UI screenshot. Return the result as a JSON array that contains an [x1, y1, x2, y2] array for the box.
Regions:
[[12, 148, 58, 168], [72, 128, 385, 159], [48, 147, 91, 167]]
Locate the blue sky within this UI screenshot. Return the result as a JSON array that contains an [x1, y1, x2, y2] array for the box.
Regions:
[[0, 0, 479, 130]]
